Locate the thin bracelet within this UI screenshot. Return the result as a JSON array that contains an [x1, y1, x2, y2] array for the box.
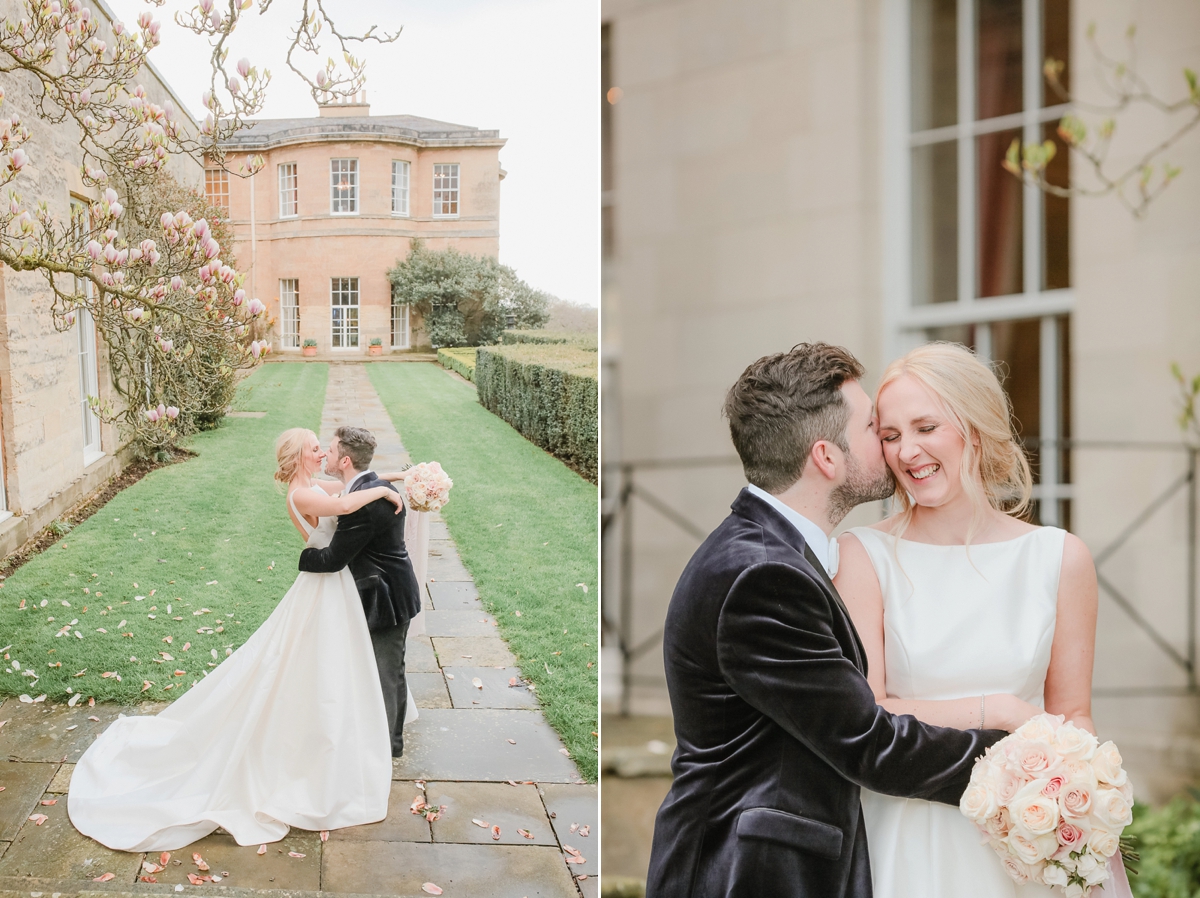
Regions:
[[979, 695, 985, 730]]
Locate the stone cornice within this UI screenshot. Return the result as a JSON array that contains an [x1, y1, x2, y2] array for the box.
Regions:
[[219, 121, 506, 153]]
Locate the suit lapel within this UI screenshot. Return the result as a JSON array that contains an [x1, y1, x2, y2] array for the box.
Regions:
[[802, 543, 867, 674]]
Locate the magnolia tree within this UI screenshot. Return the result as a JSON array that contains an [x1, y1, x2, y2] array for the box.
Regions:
[[0, 0, 397, 454], [1006, 24, 1200, 219]]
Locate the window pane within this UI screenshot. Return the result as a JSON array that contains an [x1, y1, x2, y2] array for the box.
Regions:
[[392, 161, 410, 215], [990, 317, 1040, 520], [1042, 121, 1070, 290], [976, 127, 1023, 297], [433, 163, 460, 217], [976, 0, 1023, 121], [1042, 0, 1070, 107], [279, 164, 297, 218], [926, 324, 978, 348], [205, 169, 229, 214], [910, 0, 958, 131], [912, 140, 958, 305], [280, 279, 299, 348]]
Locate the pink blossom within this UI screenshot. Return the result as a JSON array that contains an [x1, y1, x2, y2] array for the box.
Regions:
[[138, 10, 152, 28], [79, 88, 90, 104], [10, 148, 27, 170], [192, 218, 209, 239], [160, 212, 174, 230], [170, 275, 184, 291], [198, 264, 211, 282], [86, 239, 102, 260], [316, 70, 328, 87], [156, 403, 166, 417], [103, 187, 117, 205], [102, 242, 118, 264], [146, 407, 160, 422], [115, 248, 128, 265], [199, 0, 213, 13], [108, 201, 123, 219], [140, 238, 157, 256], [247, 298, 265, 316], [127, 307, 144, 321], [227, 76, 240, 95], [233, 288, 245, 305], [201, 90, 212, 109], [99, 271, 115, 286], [250, 340, 262, 359], [63, 311, 76, 325], [202, 236, 219, 259], [161, 339, 173, 352], [165, 406, 179, 419], [236, 58, 250, 78], [174, 210, 192, 229]]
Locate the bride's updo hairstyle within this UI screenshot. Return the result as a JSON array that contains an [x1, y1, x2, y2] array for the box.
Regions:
[[274, 427, 317, 486], [877, 342, 1033, 542]]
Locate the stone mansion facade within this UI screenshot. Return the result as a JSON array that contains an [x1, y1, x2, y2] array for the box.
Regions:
[[213, 95, 506, 355]]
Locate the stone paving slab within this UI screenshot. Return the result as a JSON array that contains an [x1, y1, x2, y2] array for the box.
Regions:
[[393, 710, 578, 784], [321, 842, 577, 898], [0, 792, 142, 881], [0, 700, 121, 763], [425, 783, 556, 847], [429, 522, 451, 540], [151, 832, 321, 891], [403, 636, 439, 673], [48, 762, 75, 793], [426, 552, 472, 583], [0, 886, 402, 898], [406, 673, 451, 710], [326, 783, 429, 844], [443, 668, 539, 710], [430, 637, 515, 669], [540, 784, 598, 879], [426, 582, 481, 610], [0, 760, 56, 841], [421, 611, 499, 639]]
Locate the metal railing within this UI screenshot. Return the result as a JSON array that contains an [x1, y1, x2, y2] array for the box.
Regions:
[[600, 440, 1199, 714]]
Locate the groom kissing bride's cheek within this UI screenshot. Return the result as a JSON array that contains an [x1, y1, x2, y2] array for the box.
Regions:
[[646, 341, 1119, 898]]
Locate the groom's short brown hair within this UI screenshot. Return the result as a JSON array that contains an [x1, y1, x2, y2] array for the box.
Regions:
[[334, 426, 376, 471], [723, 342, 865, 493]]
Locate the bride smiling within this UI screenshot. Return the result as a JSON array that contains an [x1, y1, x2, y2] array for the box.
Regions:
[[833, 342, 1131, 896]]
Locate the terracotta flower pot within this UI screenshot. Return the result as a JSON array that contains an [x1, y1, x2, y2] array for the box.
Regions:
[[302, 345, 317, 357], [368, 345, 383, 356]]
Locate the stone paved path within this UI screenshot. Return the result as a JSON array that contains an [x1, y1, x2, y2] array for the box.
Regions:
[[0, 362, 596, 898]]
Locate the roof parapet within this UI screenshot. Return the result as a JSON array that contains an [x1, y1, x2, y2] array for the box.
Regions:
[[318, 90, 370, 117]]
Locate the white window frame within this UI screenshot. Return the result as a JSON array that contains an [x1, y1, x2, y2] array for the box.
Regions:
[[330, 277, 359, 349], [883, 0, 1073, 524], [77, 301, 103, 465], [280, 279, 300, 349], [278, 163, 298, 218], [330, 158, 359, 215], [392, 160, 410, 217], [391, 295, 411, 349], [432, 163, 460, 218], [205, 168, 229, 215]]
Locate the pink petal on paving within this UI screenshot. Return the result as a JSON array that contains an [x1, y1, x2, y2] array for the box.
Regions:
[[288, 852, 305, 858], [518, 828, 534, 840], [570, 823, 579, 833], [93, 873, 115, 882], [580, 825, 590, 837], [257, 845, 267, 855], [471, 818, 488, 828], [422, 885, 443, 896], [491, 825, 501, 841], [28, 814, 48, 825], [320, 831, 329, 842]]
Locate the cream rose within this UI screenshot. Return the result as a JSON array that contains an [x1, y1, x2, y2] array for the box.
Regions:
[[1091, 787, 1133, 829], [1015, 714, 1061, 743], [999, 854, 1034, 885], [1060, 783, 1093, 819], [1092, 741, 1128, 787], [1042, 863, 1069, 887], [1065, 760, 1099, 790], [1087, 827, 1120, 858], [1017, 741, 1059, 776], [1007, 830, 1059, 865], [984, 807, 1013, 840], [1010, 782, 1060, 836], [960, 781, 1000, 823], [1054, 725, 1099, 763], [995, 767, 1024, 804]]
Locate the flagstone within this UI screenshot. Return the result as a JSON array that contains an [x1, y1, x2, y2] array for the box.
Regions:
[[327, 782, 430, 843], [150, 831, 320, 890], [443, 668, 540, 710], [321, 841, 577, 898], [421, 611, 499, 639], [0, 792, 141, 881], [392, 710, 578, 783], [425, 782, 556, 846], [427, 581, 482, 610], [46, 763, 74, 793], [0, 761, 56, 841], [406, 672, 452, 709], [540, 784, 598, 878], [430, 637, 515, 669], [404, 636, 440, 673]]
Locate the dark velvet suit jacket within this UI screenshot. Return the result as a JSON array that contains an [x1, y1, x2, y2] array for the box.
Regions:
[[297, 472, 421, 632], [644, 489, 1005, 898]]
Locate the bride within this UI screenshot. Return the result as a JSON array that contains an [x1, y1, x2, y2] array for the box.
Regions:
[[69, 428, 414, 852], [834, 342, 1129, 897]]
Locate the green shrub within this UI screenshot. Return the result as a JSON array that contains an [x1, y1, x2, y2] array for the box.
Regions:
[[475, 344, 597, 481], [1127, 794, 1200, 897], [437, 347, 478, 382], [502, 329, 597, 350]]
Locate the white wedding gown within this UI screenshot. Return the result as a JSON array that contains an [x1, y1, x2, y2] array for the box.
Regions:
[[68, 485, 414, 851], [848, 525, 1129, 898]]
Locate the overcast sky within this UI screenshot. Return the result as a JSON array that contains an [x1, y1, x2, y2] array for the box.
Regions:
[[103, 0, 600, 307]]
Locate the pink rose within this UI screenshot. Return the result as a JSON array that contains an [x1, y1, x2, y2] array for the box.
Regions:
[[1057, 821, 1086, 849], [1060, 785, 1092, 819], [1042, 775, 1066, 798], [1017, 741, 1058, 775]]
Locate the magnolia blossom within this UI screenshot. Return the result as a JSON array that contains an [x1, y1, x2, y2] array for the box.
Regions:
[[246, 298, 265, 316], [145, 406, 160, 422], [63, 310, 76, 325], [9, 147, 27, 170], [237, 57, 250, 78], [232, 288, 245, 305], [170, 275, 184, 291], [165, 406, 179, 419]]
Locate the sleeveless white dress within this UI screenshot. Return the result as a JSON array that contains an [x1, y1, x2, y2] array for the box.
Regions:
[[848, 526, 1065, 898], [68, 485, 401, 851]]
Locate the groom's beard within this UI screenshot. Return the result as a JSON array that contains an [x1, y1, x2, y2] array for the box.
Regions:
[[826, 454, 896, 529]]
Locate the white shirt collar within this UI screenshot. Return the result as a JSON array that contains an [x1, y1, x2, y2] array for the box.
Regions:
[[746, 484, 839, 577], [346, 469, 374, 493]]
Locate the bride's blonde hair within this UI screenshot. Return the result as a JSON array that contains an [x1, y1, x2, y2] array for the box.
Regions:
[[274, 427, 317, 485], [877, 342, 1033, 544]]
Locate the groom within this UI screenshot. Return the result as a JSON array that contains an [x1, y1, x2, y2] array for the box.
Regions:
[[645, 343, 1007, 897], [298, 425, 421, 757]]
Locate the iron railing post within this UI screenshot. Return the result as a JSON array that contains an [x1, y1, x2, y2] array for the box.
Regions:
[[620, 464, 634, 716]]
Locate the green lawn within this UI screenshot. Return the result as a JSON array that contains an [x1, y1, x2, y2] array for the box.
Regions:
[[0, 363, 329, 703], [368, 362, 598, 781]]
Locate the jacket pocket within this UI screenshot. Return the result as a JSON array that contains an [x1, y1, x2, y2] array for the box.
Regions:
[[735, 807, 843, 859]]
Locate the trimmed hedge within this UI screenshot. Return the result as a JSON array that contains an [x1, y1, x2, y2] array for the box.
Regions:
[[502, 329, 597, 350], [437, 347, 478, 382], [475, 343, 597, 482]]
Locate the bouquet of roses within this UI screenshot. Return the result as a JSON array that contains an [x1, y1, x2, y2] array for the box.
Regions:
[[403, 461, 453, 513], [959, 713, 1133, 896]]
